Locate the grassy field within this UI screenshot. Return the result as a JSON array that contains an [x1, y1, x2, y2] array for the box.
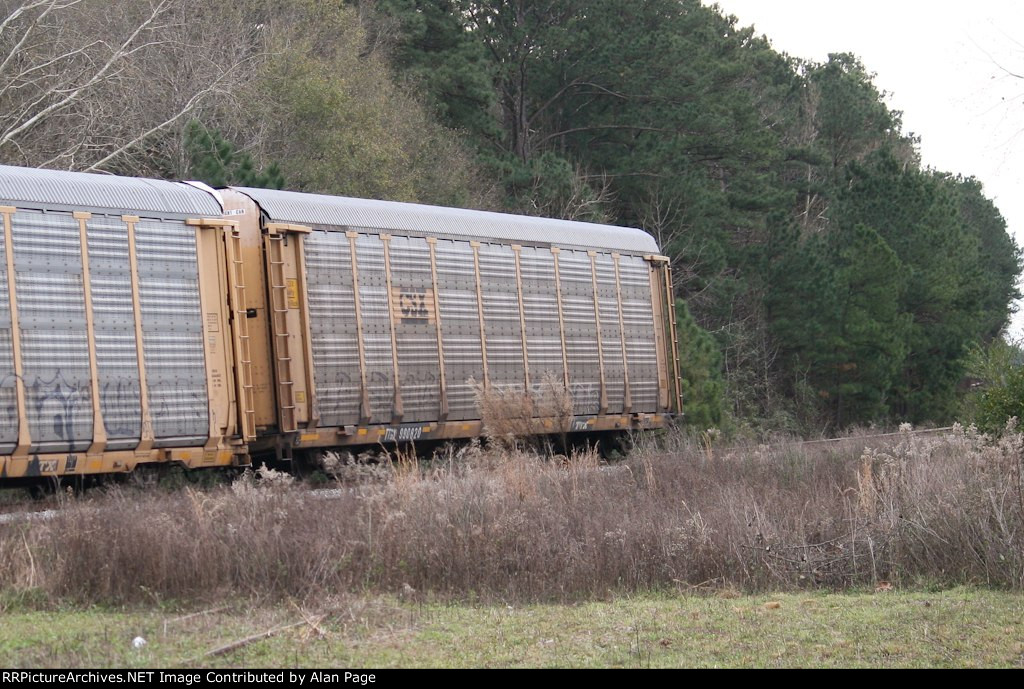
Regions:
[[1, 588, 1022, 668], [2, 427, 1023, 667]]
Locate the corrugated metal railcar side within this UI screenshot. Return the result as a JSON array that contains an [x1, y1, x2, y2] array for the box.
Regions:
[[0, 166, 249, 482], [222, 187, 682, 458]]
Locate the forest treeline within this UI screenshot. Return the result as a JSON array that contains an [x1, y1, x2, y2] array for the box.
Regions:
[[1, 0, 1018, 434]]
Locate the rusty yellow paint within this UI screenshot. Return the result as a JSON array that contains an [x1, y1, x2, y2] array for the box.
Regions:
[[195, 221, 239, 449], [222, 224, 258, 441], [0, 443, 248, 478], [252, 414, 665, 451], [124, 216, 155, 453], [1, 207, 30, 456], [380, 236, 404, 423], [292, 232, 319, 430], [426, 237, 449, 421], [218, 193, 276, 429], [75, 210, 106, 456], [550, 248, 570, 389], [470, 242, 489, 389], [648, 257, 670, 411], [664, 263, 683, 414], [588, 251, 609, 416], [612, 253, 632, 415], [264, 232, 299, 433], [347, 231, 371, 423], [265, 222, 312, 234], [511, 245, 531, 390], [185, 217, 237, 228]]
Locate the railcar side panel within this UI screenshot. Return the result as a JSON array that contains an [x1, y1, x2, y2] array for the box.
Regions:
[[354, 233, 397, 425], [135, 219, 209, 446], [434, 239, 484, 421], [293, 231, 670, 446], [558, 248, 602, 416], [0, 219, 15, 454], [594, 253, 626, 415], [619, 254, 660, 413], [477, 242, 525, 390], [86, 216, 142, 450], [305, 230, 362, 428], [11, 210, 93, 453], [0, 166, 257, 483], [519, 246, 564, 392], [389, 235, 441, 423], [221, 185, 677, 458]]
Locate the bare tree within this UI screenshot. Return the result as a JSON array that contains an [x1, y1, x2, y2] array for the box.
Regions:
[[638, 183, 722, 308], [0, 0, 263, 174], [524, 164, 613, 223]]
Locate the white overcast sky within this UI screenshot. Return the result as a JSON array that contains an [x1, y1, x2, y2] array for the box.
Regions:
[[704, 0, 1024, 336]]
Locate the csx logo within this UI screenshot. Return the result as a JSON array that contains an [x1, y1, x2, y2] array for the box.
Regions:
[[398, 291, 429, 319]]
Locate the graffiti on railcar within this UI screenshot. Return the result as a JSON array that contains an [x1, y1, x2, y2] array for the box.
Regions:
[[99, 379, 141, 437], [29, 368, 89, 445], [569, 381, 600, 415]]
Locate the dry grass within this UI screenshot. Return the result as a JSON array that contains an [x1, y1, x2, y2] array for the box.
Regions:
[[472, 372, 574, 449], [0, 424, 1022, 605]]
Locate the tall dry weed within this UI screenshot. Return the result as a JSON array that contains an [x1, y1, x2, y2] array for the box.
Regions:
[[471, 371, 573, 449], [1, 423, 1022, 605]]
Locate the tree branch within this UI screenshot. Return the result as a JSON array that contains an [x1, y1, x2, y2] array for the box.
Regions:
[[534, 124, 676, 148], [83, 56, 252, 173], [0, 0, 171, 147]]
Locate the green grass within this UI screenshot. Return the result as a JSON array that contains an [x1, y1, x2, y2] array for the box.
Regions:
[[1, 588, 1022, 668]]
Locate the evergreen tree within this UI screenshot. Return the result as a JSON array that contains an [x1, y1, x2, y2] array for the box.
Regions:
[[371, 0, 1023, 432], [826, 222, 909, 425], [185, 120, 285, 189], [675, 299, 725, 428], [940, 174, 1022, 340]]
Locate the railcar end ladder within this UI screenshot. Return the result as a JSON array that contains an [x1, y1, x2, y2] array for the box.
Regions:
[[266, 232, 298, 433], [224, 227, 257, 441]]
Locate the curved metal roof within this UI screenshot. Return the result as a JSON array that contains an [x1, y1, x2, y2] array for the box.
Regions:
[[0, 165, 221, 218], [231, 186, 660, 254]]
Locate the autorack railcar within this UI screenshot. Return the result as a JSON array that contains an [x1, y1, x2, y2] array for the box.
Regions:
[[0, 165, 247, 485], [0, 164, 681, 484]]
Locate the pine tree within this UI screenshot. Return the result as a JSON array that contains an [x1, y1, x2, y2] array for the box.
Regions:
[[184, 120, 285, 189]]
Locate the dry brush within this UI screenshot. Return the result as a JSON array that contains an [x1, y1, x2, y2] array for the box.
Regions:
[[1, 424, 1022, 606]]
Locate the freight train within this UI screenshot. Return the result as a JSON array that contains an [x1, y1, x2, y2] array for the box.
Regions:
[[0, 164, 681, 486]]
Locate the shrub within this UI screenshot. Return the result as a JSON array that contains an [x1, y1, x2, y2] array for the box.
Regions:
[[977, 365, 1024, 434]]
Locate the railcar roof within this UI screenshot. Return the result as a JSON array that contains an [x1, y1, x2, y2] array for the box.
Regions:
[[0, 164, 221, 218], [231, 186, 660, 254]]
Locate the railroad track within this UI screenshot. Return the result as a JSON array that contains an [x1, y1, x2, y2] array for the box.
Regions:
[[796, 426, 956, 446]]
